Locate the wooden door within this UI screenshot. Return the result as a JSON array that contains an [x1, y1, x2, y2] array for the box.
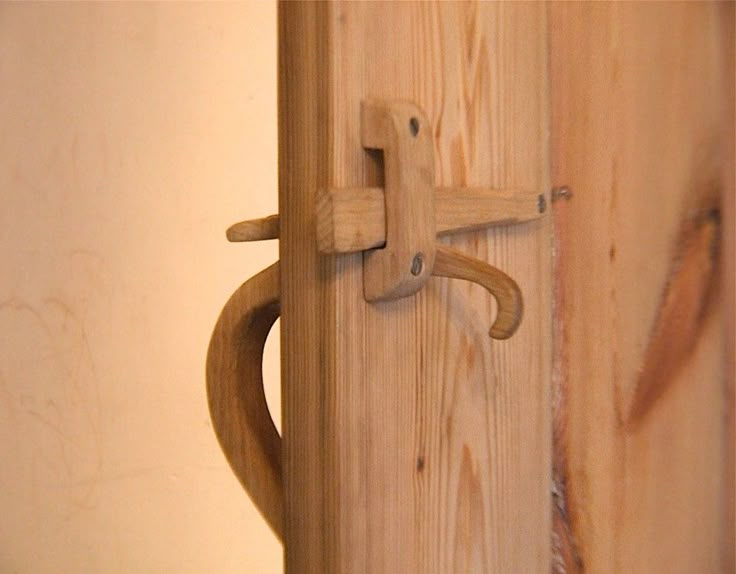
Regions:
[[279, 3, 551, 573], [549, 3, 734, 573], [241, 3, 736, 573]]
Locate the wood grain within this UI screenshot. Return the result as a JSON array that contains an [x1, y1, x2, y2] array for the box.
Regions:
[[279, 3, 331, 571], [280, 3, 551, 572], [206, 262, 283, 539], [316, 186, 544, 254], [721, 4, 735, 567], [625, 195, 721, 426], [549, 3, 733, 572]]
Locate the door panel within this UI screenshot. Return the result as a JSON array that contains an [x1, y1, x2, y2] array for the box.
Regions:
[[550, 3, 734, 572], [280, 3, 551, 572]]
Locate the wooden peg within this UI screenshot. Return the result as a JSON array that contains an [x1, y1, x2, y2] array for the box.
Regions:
[[227, 214, 280, 242]]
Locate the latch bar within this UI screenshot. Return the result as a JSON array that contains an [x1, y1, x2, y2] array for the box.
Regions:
[[315, 186, 544, 254]]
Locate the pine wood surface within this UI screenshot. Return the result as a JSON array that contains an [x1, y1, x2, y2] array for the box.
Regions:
[[722, 5, 736, 564], [549, 3, 734, 572], [280, 3, 551, 572]]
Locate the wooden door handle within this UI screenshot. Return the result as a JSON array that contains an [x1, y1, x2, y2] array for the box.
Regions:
[[433, 244, 523, 340], [206, 262, 283, 541]]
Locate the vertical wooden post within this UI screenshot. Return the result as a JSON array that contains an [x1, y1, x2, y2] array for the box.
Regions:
[[279, 3, 551, 572]]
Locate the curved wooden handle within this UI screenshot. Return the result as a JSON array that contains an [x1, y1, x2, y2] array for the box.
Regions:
[[206, 262, 283, 540], [433, 244, 523, 340]]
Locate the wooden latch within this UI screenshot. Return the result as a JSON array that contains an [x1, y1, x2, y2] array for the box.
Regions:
[[207, 100, 549, 540], [228, 99, 547, 340]]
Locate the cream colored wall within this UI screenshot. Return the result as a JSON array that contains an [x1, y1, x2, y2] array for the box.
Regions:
[[0, 3, 282, 572]]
